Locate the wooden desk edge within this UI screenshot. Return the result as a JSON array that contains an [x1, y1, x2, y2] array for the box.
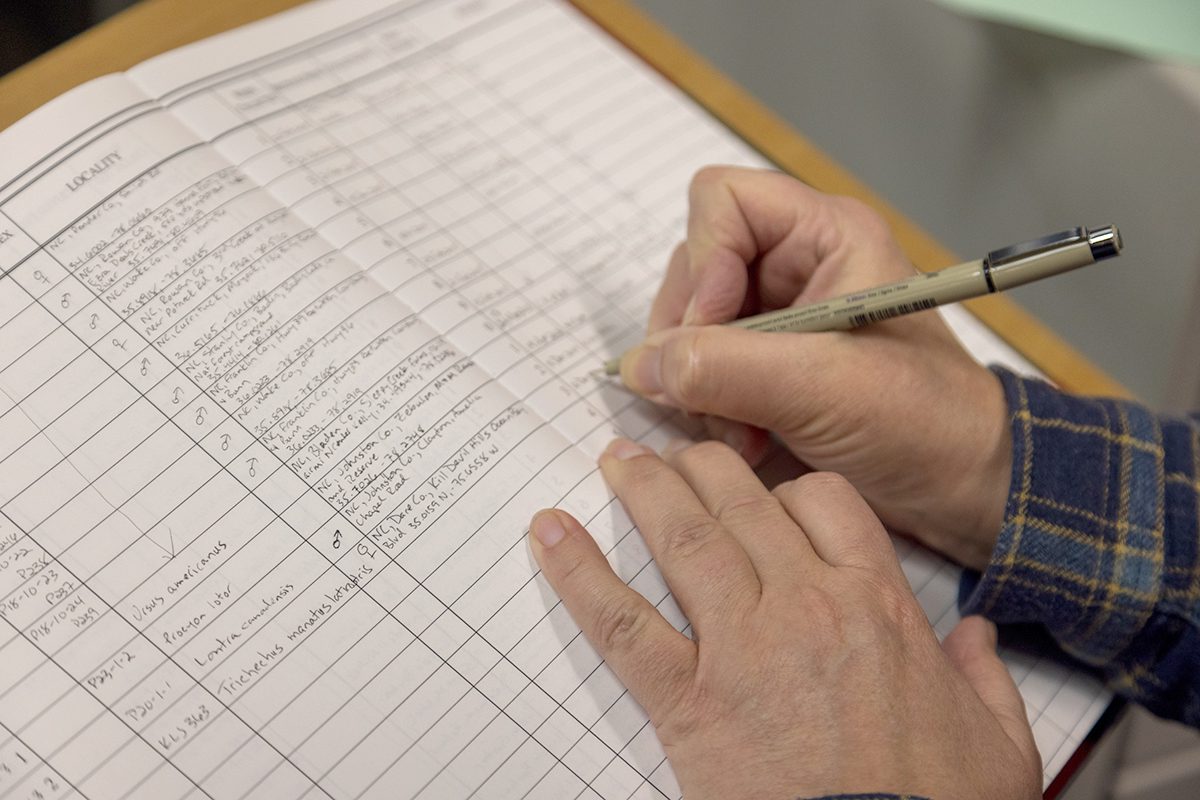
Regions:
[[0, 0, 1129, 398]]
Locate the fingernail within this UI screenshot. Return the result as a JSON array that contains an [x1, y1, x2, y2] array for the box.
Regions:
[[606, 438, 651, 461], [681, 296, 699, 326], [720, 425, 747, 454], [531, 511, 566, 548], [664, 438, 693, 456], [625, 344, 662, 395]]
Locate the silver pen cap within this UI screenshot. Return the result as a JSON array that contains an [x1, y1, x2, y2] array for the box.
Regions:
[[1087, 225, 1122, 260]]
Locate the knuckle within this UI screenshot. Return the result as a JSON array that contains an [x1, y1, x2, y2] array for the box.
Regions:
[[713, 492, 780, 525], [834, 537, 879, 570], [662, 328, 712, 407], [674, 439, 730, 463], [590, 595, 653, 655], [801, 470, 853, 492], [780, 471, 854, 503], [796, 583, 842, 621], [862, 574, 926, 632], [769, 484, 790, 506], [831, 196, 913, 278], [791, 584, 847, 653], [688, 165, 731, 196], [834, 195, 887, 235], [659, 513, 722, 559], [553, 546, 592, 586]]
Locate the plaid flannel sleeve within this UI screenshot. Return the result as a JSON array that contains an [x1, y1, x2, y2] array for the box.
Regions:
[[961, 367, 1200, 726]]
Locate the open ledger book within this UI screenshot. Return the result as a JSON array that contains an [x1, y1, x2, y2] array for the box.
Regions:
[[0, 0, 1111, 797]]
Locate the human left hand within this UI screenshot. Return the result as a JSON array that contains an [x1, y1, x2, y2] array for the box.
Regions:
[[529, 439, 1040, 800]]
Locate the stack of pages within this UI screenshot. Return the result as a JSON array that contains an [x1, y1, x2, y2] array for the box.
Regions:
[[0, 0, 1109, 796]]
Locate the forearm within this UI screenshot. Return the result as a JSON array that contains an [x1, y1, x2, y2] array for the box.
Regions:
[[961, 367, 1200, 726]]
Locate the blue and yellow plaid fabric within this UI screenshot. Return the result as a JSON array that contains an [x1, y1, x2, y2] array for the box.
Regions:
[[962, 367, 1200, 726]]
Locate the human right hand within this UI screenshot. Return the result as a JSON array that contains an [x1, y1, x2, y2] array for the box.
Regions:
[[620, 166, 1012, 570]]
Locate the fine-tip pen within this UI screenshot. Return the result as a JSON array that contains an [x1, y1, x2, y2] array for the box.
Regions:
[[602, 224, 1122, 376]]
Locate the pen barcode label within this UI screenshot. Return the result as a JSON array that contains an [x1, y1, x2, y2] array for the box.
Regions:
[[849, 297, 938, 327]]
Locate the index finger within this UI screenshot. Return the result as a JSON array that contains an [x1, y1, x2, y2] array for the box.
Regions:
[[675, 166, 916, 329], [647, 241, 695, 333], [681, 166, 823, 326], [529, 509, 695, 714]]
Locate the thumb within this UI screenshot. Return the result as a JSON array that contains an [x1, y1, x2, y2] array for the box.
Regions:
[[942, 616, 1039, 766], [620, 324, 840, 432]]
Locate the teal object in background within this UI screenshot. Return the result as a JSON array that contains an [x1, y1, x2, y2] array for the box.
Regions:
[[935, 0, 1200, 65]]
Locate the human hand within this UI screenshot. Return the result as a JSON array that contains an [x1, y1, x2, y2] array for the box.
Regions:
[[529, 439, 1040, 800], [621, 166, 1011, 570]]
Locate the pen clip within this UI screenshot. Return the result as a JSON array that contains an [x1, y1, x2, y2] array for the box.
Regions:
[[985, 227, 1086, 268]]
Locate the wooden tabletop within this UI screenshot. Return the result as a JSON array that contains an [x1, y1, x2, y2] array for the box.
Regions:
[[0, 0, 1129, 397]]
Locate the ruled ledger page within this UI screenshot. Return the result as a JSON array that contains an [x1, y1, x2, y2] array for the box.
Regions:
[[0, 1, 1108, 797]]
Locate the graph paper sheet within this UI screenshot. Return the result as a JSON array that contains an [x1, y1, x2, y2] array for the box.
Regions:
[[0, 0, 1108, 797]]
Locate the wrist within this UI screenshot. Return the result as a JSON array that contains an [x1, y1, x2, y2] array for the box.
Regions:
[[955, 366, 1012, 570], [915, 363, 1012, 571]]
